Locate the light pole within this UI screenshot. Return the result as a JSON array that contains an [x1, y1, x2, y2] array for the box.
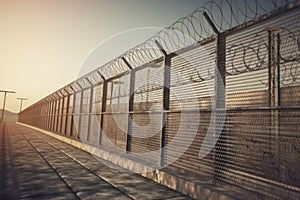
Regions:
[[17, 98, 28, 112], [0, 90, 16, 123]]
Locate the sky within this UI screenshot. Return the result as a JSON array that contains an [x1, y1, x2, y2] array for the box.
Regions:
[[0, 0, 208, 113]]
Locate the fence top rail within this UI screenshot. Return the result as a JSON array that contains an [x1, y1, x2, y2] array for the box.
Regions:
[[19, 105, 300, 118]]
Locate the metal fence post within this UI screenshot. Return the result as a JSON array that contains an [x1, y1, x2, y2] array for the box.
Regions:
[[49, 97, 53, 130], [276, 32, 282, 181], [53, 97, 57, 131], [46, 99, 50, 130], [71, 89, 77, 138], [58, 96, 63, 133], [45, 99, 49, 130], [268, 29, 281, 106], [39, 102, 43, 129], [86, 77, 94, 142], [214, 32, 226, 183], [56, 94, 61, 132], [204, 12, 226, 183], [155, 40, 170, 166], [47, 99, 51, 130], [99, 75, 107, 145], [55, 95, 60, 132], [268, 28, 281, 181], [46, 98, 50, 130], [54, 97, 58, 131], [42, 102, 46, 129], [122, 57, 134, 152], [59, 91, 65, 134], [51, 96, 56, 131], [63, 89, 70, 135], [78, 85, 84, 140]]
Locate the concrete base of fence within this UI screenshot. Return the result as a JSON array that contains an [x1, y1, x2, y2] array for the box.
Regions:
[[141, 170, 242, 200], [18, 122, 242, 200]]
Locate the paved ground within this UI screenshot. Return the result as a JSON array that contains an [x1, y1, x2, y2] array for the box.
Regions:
[[0, 122, 191, 200]]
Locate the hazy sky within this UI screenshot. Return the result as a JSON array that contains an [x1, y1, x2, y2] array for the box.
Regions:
[[0, 0, 208, 113]]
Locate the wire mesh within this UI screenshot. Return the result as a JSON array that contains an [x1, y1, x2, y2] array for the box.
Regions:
[[18, 1, 300, 199]]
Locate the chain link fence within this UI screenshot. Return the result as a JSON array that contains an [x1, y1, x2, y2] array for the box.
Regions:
[[19, 0, 300, 199]]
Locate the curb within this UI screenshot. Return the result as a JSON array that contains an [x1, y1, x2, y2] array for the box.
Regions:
[[17, 122, 239, 200]]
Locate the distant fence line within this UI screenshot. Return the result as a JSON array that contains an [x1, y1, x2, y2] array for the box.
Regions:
[[19, 0, 300, 199]]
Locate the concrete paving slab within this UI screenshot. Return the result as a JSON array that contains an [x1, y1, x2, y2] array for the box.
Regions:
[[1, 122, 192, 200]]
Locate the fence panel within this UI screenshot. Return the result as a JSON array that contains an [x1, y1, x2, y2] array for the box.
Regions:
[[18, 1, 300, 199], [129, 61, 164, 164]]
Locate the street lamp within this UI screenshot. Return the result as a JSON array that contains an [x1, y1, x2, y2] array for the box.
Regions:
[[17, 98, 28, 112], [0, 90, 16, 123]]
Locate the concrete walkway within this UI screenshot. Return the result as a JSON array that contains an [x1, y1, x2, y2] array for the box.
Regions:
[[0, 123, 191, 200]]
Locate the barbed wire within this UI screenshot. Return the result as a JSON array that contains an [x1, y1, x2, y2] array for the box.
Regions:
[[90, 0, 296, 79], [226, 31, 269, 76], [29, 0, 300, 108], [225, 26, 300, 85], [279, 27, 300, 85]]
